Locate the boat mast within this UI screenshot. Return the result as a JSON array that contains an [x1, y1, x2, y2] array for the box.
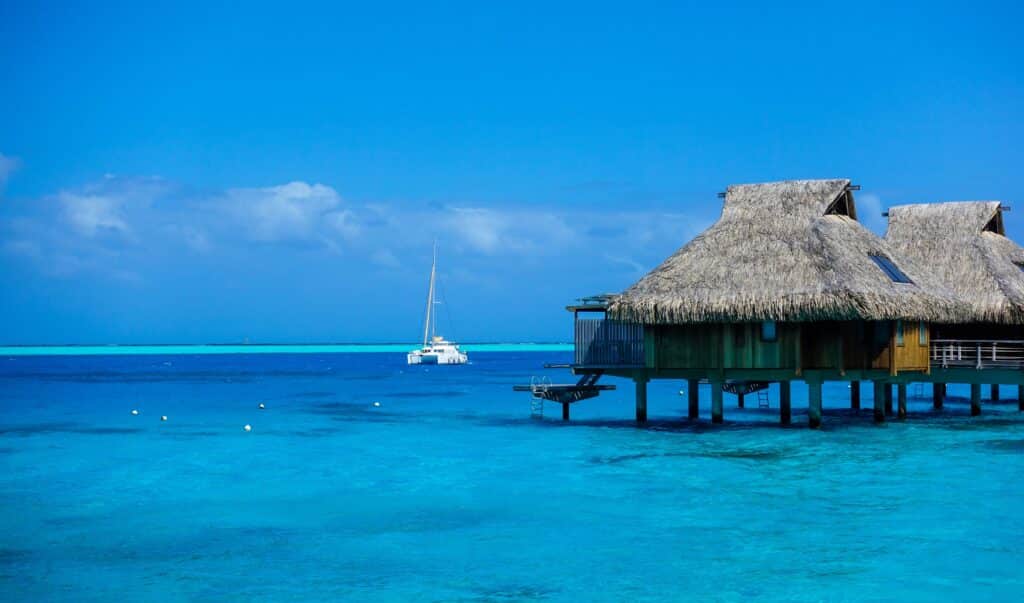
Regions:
[[422, 242, 437, 347]]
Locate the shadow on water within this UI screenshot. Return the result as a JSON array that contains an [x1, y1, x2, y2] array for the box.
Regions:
[[458, 584, 559, 602], [307, 401, 406, 424], [587, 447, 791, 465], [375, 390, 468, 399], [0, 422, 145, 436], [980, 438, 1024, 452]]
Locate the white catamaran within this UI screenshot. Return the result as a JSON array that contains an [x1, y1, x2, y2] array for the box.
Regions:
[[407, 244, 468, 365]]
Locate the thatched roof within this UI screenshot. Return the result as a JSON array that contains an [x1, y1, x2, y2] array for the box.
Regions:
[[886, 201, 1024, 324], [610, 179, 967, 324]]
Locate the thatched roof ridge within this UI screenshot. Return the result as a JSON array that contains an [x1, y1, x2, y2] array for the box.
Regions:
[[609, 179, 967, 324], [886, 201, 1024, 324]]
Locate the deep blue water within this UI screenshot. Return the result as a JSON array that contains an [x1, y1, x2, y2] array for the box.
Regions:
[[1, 351, 1023, 601]]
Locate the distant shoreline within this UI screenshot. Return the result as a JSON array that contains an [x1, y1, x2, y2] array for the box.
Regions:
[[0, 343, 573, 356]]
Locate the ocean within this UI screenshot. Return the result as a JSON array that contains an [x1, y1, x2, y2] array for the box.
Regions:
[[1, 348, 1022, 601]]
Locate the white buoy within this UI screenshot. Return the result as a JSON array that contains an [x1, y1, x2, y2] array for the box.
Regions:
[[373, 401, 381, 407], [161, 415, 168, 422], [244, 424, 252, 432], [131, 409, 139, 416], [258, 403, 265, 409]]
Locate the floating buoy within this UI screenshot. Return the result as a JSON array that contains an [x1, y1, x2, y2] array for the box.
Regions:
[[258, 403, 265, 409], [373, 401, 381, 407], [161, 415, 168, 422], [131, 409, 139, 416], [243, 424, 252, 432]]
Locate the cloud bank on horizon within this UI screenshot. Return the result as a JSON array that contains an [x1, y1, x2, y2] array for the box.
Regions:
[[0, 159, 713, 343]]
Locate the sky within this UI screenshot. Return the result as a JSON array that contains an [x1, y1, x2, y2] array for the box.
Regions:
[[1, 1, 1022, 344]]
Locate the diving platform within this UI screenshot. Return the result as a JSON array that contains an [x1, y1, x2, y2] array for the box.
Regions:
[[513, 372, 615, 420]]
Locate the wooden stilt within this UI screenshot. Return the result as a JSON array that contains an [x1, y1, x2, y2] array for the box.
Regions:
[[884, 384, 894, 416], [873, 381, 886, 423], [562, 402, 570, 421], [971, 383, 981, 416], [897, 384, 907, 419], [737, 392, 745, 409], [779, 381, 792, 425], [850, 381, 861, 411], [635, 378, 648, 424], [991, 384, 1000, 402], [687, 379, 699, 420], [808, 381, 822, 429], [933, 383, 944, 410], [711, 382, 724, 424], [1018, 384, 1023, 412]]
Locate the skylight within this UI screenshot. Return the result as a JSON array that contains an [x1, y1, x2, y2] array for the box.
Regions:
[[870, 254, 913, 284]]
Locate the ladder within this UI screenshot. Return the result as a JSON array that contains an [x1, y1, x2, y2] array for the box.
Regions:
[[529, 376, 549, 418], [757, 387, 770, 409]]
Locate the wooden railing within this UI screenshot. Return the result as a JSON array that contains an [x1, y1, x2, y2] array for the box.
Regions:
[[931, 339, 1024, 369], [574, 319, 645, 367]]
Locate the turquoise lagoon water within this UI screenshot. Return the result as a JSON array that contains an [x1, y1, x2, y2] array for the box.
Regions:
[[0, 343, 573, 356], [1, 350, 1023, 601]]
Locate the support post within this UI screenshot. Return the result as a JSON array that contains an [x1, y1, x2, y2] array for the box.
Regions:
[[779, 381, 792, 425], [971, 383, 981, 416], [635, 378, 648, 424], [873, 381, 886, 423], [1018, 384, 1023, 412], [711, 382, 724, 424], [897, 383, 907, 419], [991, 383, 1000, 402], [562, 403, 570, 421], [850, 381, 861, 411], [884, 384, 894, 416], [933, 383, 945, 410], [687, 379, 699, 419], [808, 381, 822, 429], [737, 392, 745, 409]]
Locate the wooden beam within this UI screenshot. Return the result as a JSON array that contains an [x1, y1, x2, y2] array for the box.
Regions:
[[897, 383, 907, 419], [971, 383, 982, 416], [687, 379, 699, 419], [635, 378, 648, 424], [711, 381, 724, 424], [873, 381, 886, 423], [884, 384, 894, 416], [808, 381, 823, 429], [780, 381, 792, 425], [991, 383, 1000, 402], [933, 383, 945, 410], [850, 381, 861, 410]]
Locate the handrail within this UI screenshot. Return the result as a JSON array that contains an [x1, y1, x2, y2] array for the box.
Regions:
[[930, 339, 1024, 370]]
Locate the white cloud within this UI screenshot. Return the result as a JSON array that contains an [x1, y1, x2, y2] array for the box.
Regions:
[[3, 172, 703, 291], [0, 153, 22, 190], [447, 208, 504, 253], [445, 207, 577, 255], [59, 192, 131, 237], [217, 181, 343, 243]]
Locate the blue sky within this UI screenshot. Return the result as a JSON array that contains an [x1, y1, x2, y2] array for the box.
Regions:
[[1, 1, 1022, 344]]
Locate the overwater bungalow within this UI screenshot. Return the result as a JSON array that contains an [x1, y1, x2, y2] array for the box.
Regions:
[[525, 179, 995, 427], [886, 201, 1024, 412]]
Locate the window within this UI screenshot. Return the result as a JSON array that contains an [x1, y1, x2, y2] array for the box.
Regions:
[[895, 320, 904, 346], [919, 321, 927, 346], [761, 320, 778, 342], [870, 254, 913, 284]]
